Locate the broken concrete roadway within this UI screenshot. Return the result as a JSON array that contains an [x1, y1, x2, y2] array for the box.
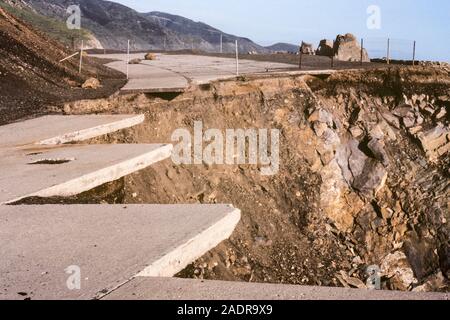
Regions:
[[0, 143, 172, 204], [0, 114, 145, 148], [0, 204, 240, 300], [92, 53, 297, 93]]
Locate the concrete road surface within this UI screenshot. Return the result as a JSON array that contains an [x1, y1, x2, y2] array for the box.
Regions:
[[0, 204, 240, 300], [0, 115, 173, 204], [92, 53, 296, 92], [0, 114, 144, 148], [0, 143, 172, 204]]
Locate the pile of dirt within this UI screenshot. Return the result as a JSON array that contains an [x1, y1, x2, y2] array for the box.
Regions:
[[0, 6, 125, 125], [60, 65, 449, 293]]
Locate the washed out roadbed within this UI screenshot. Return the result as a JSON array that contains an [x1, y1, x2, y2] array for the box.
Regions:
[[53, 65, 450, 293]]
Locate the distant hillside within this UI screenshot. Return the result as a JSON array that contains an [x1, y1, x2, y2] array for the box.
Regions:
[[12, 0, 267, 53], [144, 11, 269, 53], [265, 42, 299, 53], [0, 5, 124, 124], [0, 1, 97, 48]]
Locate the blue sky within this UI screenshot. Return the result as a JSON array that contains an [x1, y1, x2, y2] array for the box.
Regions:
[[114, 0, 450, 61]]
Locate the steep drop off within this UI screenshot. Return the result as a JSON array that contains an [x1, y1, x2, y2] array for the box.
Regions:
[[60, 66, 450, 293]]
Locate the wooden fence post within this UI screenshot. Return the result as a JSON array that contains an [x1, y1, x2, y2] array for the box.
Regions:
[[235, 40, 239, 76], [79, 40, 83, 74]]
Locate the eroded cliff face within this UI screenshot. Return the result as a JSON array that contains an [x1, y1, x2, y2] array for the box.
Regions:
[[62, 66, 449, 292]]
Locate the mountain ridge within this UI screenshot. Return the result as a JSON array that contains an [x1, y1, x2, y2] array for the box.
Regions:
[[8, 0, 270, 53], [265, 42, 299, 53]]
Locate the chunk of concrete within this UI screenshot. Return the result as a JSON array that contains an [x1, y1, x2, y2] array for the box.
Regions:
[[0, 114, 145, 148], [0, 204, 241, 300], [0, 144, 172, 204]]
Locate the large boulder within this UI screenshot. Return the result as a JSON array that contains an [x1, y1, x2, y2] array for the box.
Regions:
[[316, 39, 334, 57], [81, 77, 100, 89], [418, 124, 450, 161], [334, 33, 370, 62], [381, 251, 418, 291], [128, 58, 142, 64], [144, 53, 157, 60], [300, 41, 314, 55], [316, 33, 370, 62]]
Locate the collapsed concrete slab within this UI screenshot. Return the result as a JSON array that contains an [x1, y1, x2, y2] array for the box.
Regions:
[[0, 143, 173, 204], [0, 115, 173, 204], [0, 114, 145, 148], [105, 59, 189, 93], [103, 277, 449, 300], [0, 204, 241, 300]]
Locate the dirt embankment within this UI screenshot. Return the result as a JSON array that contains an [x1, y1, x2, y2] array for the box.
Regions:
[[0, 6, 125, 125], [50, 66, 450, 292]]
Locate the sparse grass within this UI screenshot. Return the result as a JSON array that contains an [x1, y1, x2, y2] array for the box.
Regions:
[[0, 2, 90, 48]]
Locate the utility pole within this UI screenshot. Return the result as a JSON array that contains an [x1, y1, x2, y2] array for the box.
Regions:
[[235, 40, 239, 76], [298, 43, 302, 70], [126, 39, 130, 80], [79, 40, 84, 74], [360, 38, 364, 66], [387, 38, 390, 65]]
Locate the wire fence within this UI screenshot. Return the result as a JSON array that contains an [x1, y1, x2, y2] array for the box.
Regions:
[[364, 37, 416, 62], [293, 37, 418, 70], [79, 36, 420, 75]]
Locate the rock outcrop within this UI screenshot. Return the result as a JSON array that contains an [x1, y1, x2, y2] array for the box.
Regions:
[[334, 33, 369, 62], [316, 33, 370, 62], [300, 42, 315, 55], [316, 39, 334, 57]]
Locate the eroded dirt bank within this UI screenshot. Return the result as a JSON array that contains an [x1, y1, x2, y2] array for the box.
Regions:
[[62, 66, 450, 292], [0, 6, 125, 125]]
